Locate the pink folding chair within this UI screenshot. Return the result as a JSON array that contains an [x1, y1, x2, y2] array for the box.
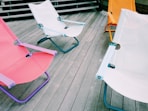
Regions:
[[0, 17, 57, 103]]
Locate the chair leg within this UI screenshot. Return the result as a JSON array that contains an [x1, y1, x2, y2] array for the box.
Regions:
[[0, 72, 50, 104], [104, 25, 116, 41], [37, 37, 49, 45], [103, 83, 125, 111], [49, 37, 79, 53]]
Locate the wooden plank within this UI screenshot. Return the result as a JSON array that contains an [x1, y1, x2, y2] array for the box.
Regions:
[[124, 97, 136, 111], [136, 102, 148, 111]]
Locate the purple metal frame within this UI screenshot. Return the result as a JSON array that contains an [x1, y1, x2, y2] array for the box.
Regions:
[[0, 72, 50, 104]]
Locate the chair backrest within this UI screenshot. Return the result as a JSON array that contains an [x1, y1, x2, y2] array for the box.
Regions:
[[107, 0, 136, 24], [0, 17, 29, 71], [28, 0, 66, 36]]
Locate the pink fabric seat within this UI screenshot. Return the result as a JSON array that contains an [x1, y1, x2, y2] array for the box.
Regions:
[[0, 17, 57, 103], [0, 52, 54, 85]]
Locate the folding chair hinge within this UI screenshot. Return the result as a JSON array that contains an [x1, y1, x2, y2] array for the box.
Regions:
[[57, 16, 63, 21], [26, 53, 32, 58], [14, 40, 21, 46], [108, 63, 115, 69], [110, 42, 120, 50], [38, 23, 43, 29]]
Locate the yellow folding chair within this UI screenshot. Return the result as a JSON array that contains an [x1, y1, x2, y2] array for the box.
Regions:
[[105, 0, 136, 41]]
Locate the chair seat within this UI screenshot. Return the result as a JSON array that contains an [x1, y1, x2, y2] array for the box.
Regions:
[[107, 0, 136, 25], [63, 25, 84, 37], [44, 24, 84, 37], [0, 52, 54, 86], [104, 68, 148, 103]]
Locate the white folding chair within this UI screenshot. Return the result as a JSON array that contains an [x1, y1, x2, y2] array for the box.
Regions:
[[96, 9, 148, 111], [28, 0, 85, 53]]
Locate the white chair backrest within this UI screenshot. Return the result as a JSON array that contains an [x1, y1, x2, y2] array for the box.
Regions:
[[28, 0, 66, 36]]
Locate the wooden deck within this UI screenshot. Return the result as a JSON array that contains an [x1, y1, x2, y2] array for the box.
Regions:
[[1, 10, 148, 111]]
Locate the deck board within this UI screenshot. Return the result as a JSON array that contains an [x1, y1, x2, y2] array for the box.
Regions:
[[1, 10, 148, 111]]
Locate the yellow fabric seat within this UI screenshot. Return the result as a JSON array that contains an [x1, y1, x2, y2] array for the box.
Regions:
[[105, 0, 136, 41]]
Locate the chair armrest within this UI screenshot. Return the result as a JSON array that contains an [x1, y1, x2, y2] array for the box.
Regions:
[[96, 44, 116, 80], [108, 12, 116, 24], [0, 73, 16, 89], [58, 16, 85, 25], [18, 42, 57, 56]]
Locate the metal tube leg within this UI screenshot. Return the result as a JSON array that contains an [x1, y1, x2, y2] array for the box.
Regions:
[[103, 83, 125, 111], [0, 72, 50, 104]]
